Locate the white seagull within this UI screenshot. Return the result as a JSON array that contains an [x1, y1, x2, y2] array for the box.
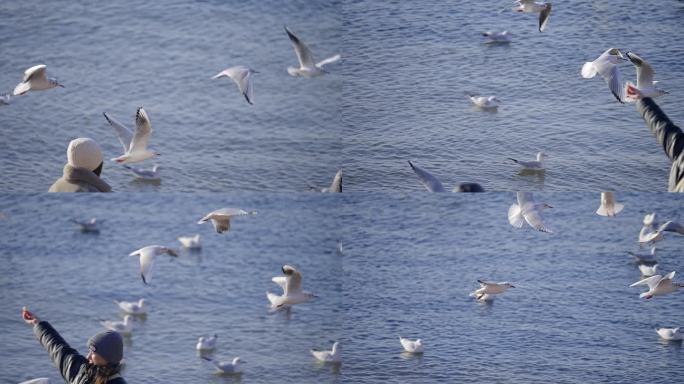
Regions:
[[202, 356, 244, 374], [13, 64, 64, 96], [399, 337, 424, 353], [630, 271, 683, 299], [656, 327, 682, 341], [467, 93, 500, 110], [178, 234, 201, 249], [508, 192, 553, 232], [101, 315, 133, 335], [212, 66, 257, 105], [267, 265, 315, 309], [196, 334, 218, 351], [470, 280, 515, 300], [103, 107, 159, 164], [482, 31, 511, 44], [641, 220, 684, 244], [198, 208, 256, 234], [408, 161, 446, 192], [512, 1, 552, 32], [624, 51, 668, 102], [129, 245, 179, 285], [508, 152, 547, 171], [114, 298, 147, 315], [595, 191, 624, 217], [123, 164, 161, 181], [638, 213, 659, 244], [581, 48, 627, 103], [638, 264, 658, 277], [311, 342, 341, 363], [285, 26, 340, 77], [70, 218, 100, 233]]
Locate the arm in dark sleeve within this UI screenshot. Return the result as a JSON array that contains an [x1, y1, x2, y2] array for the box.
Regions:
[[636, 97, 684, 163], [33, 321, 88, 383]]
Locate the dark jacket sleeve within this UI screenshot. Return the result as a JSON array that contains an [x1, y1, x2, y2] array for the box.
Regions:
[[34, 321, 88, 383], [636, 97, 684, 163], [636, 97, 684, 191]]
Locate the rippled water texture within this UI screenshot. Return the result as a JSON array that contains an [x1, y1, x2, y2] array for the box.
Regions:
[[0, 193, 343, 383], [340, 192, 684, 383], [0, 0, 341, 192], [342, 0, 684, 191]]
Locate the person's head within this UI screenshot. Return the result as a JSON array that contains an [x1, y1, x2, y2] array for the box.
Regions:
[[67, 138, 104, 176], [87, 330, 123, 366]]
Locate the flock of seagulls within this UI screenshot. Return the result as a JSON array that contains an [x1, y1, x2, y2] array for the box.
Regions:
[[3, 26, 342, 191], [581, 48, 668, 104], [60, 205, 340, 378]]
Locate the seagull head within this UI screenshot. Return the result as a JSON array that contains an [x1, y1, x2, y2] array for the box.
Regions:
[[233, 357, 244, 365]]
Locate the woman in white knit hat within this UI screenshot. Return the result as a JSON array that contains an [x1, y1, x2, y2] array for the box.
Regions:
[[49, 138, 111, 192]]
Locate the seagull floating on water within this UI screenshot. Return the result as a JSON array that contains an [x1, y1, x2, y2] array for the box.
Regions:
[[311, 342, 341, 363], [581, 48, 627, 103], [114, 298, 147, 315], [656, 327, 682, 341], [285, 26, 340, 77], [470, 280, 515, 301], [596, 192, 624, 217], [467, 93, 500, 110], [212, 66, 257, 105], [267, 265, 315, 310], [630, 271, 683, 299], [482, 31, 511, 44], [123, 164, 161, 181], [202, 356, 244, 374], [178, 234, 201, 249], [70, 218, 100, 233], [197, 334, 218, 351], [311, 170, 342, 192], [508, 192, 553, 233], [508, 152, 547, 171], [101, 315, 133, 335], [399, 337, 424, 353], [624, 51, 668, 102], [103, 107, 160, 164], [13, 64, 64, 96], [512, 1, 552, 32], [129, 245, 179, 285], [198, 208, 256, 234]]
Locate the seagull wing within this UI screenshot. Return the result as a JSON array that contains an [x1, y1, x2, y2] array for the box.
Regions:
[[595, 58, 624, 103], [626, 52, 655, 89], [316, 54, 341, 69], [139, 249, 155, 285], [539, 4, 552, 32], [283, 266, 303, 295], [272, 276, 288, 291], [630, 275, 662, 289], [285, 27, 316, 69], [508, 203, 525, 228], [23, 64, 47, 82], [241, 70, 254, 105], [103, 112, 133, 152], [523, 208, 551, 232], [129, 107, 153, 153], [408, 161, 446, 192], [328, 170, 342, 192]]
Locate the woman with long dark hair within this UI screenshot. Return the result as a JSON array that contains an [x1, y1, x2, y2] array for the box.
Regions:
[[22, 307, 127, 384]]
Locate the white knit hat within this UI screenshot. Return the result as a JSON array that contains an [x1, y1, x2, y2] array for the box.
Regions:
[[67, 138, 103, 171]]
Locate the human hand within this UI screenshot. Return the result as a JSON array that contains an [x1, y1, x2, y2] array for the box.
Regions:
[[22, 306, 39, 326]]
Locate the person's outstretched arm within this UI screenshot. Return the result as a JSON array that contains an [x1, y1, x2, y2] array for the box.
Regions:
[[636, 97, 684, 163], [24, 309, 87, 384], [636, 97, 684, 191]]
